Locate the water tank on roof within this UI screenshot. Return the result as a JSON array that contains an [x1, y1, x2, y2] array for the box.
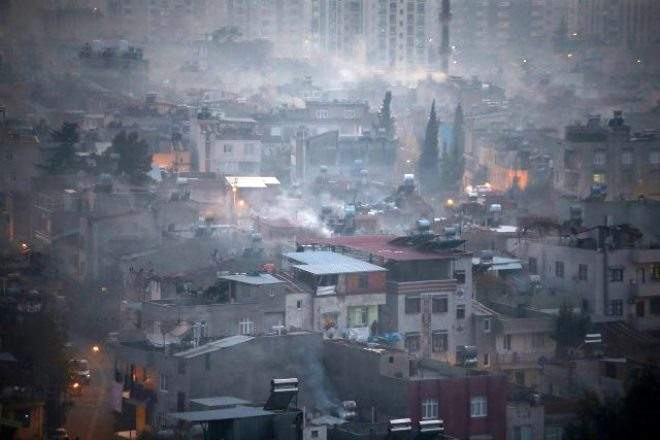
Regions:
[[489, 204, 502, 213], [344, 205, 356, 217], [320, 165, 328, 174], [250, 232, 262, 242], [443, 227, 457, 237], [417, 218, 431, 231]]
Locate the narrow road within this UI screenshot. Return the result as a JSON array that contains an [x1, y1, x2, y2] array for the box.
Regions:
[[65, 335, 116, 440]]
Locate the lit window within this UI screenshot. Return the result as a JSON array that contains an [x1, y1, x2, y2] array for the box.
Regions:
[[421, 398, 438, 419], [470, 396, 487, 417], [593, 173, 605, 184]]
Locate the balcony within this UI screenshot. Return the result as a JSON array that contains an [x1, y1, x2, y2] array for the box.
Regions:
[[497, 350, 554, 366], [387, 279, 457, 295], [629, 281, 660, 298]]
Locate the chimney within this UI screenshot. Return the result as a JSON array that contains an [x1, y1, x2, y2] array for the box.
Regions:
[[440, 0, 452, 74]]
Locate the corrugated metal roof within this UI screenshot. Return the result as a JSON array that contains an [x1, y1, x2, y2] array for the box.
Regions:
[[219, 273, 284, 285], [293, 262, 385, 275], [225, 176, 280, 188], [472, 256, 523, 271], [174, 335, 254, 359], [284, 251, 386, 274]]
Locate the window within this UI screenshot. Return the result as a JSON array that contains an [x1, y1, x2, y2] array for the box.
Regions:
[[296, 300, 303, 310], [528, 257, 538, 274], [432, 331, 448, 352], [532, 333, 545, 349], [405, 332, 420, 351], [178, 359, 186, 374], [177, 391, 186, 412], [432, 295, 448, 313], [504, 334, 512, 350], [456, 304, 466, 319], [593, 173, 605, 184], [605, 362, 617, 379], [607, 300, 623, 316], [470, 396, 487, 417], [204, 353, 211, 371], [621, 150, 633, 165], [421, 399, 438, 419], [593, 151, 606, 165], [651, 298, 660, 315], [6, 151, 13, 161], [650, 150, 660, 164], [158, 411, 167, 429], [353, 307, 369, 326], [405, 295, 421, 313], [244, 143, 255, 155], [453, 270, 466, 284], [316, 109, 328, 119], [578, 264, 588, 281], [555, 261, 564, 278], [651, 265, 660, 281], [239, 318, 254, 335], [513, 425, 532, 440], [515, 371, 525, 386], [483, 353, 490, 368], [609, 267, 624, 282], [159, 373, 168, 392], [344, 109, 355, 118], [311, 430, 319, 438], [636, 301, 645, 317], [223, 144, 233, 154], [358, 274, 369, 289], [483, 318, 491, 333]]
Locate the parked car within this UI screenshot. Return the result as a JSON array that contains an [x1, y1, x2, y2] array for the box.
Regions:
[[68, 359, 90, 384]]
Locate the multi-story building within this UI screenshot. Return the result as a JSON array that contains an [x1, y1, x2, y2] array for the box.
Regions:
[[362, 0, 440, 70], [507, 228, 660, 332], [0, 114, 42, 244], [310, 0, 364, 60], [281, 250, 387, 338], [324, 339, 507, 440], [472, 301, 556, 388], [567, 0, 660, 48], [115, 331, 322, 436], [190, 110, 262, 175], [225, 0, 312, 58], [302, 233, 473, 364], [555, 112, 660, 201]]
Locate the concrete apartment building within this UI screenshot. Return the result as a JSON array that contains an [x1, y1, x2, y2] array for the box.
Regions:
[[310, 0, 364, 61], [567, 0, 660, 48], [362, 0, 440, 70], [507, 229, 660, 332], [472, 301, 556, 388], [554, 112, 660, 201], [302, 234, 473, 364], [281, 251, 387, 339], [132, 273, 287, 348], [115, 331, 322, 436], [324, 339, 507, 440], [190, 110, 262, 175]]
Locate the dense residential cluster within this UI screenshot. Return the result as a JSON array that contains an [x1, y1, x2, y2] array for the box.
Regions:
[[1, 1, 660, 440]]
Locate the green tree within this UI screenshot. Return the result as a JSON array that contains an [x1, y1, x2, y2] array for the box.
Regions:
[[418, 100, 440, 195], [109, 131, 152, 183], [377, 90, 395, 139], [564, 368, 660, 440], [441, 103, 465, 191], [554, 301, 590, 358], [39, 122, 79, 174]]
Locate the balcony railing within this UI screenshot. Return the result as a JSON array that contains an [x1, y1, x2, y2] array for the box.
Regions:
[[387, 279, 457, 295], [497, 350, 554, 365]]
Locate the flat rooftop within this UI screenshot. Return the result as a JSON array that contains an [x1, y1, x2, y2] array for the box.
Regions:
[[169, 405, 273, 422], [219, 273, 284, 285], [300, 235, 465, 261]]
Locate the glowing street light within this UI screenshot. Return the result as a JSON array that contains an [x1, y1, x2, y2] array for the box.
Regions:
[[92, 345, 100, 353], [446, 198, 455, 207]]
